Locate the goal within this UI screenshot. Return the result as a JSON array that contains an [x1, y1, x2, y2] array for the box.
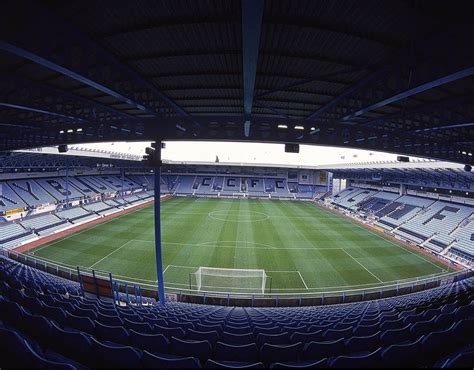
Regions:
[[194, 267, 267, 294]]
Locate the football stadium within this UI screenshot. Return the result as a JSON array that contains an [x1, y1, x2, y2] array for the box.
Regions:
[[0, 1, 473, 368]]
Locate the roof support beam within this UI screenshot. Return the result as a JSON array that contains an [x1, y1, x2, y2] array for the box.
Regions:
[[341, 66, 474, 122], [241, 0, 264, 137], [0, 0, 199, 127], [305, 68, 388, 122], [411, 122, 474, 133], [0, 102, 87, 123], [0, 41, 158, 116]]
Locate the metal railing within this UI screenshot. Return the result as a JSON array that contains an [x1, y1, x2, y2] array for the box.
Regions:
[[2, 247, 473, 307]]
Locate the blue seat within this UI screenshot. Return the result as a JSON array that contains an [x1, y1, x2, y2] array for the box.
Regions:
[[358, 318, 380, 327], [118, 312, 143, 322], [441, 302, 458, 314], [147, 317, 168, 327], [97, 312, 123, 326], [90, 337, 141, 368], [302, 338, 345, 361], [253, 326, 281, 336], [187, 329, 220, 346], [441, 349, 474, 368], [454, 302, 474, 321], [432, 313, 456, 332], [380, 336, 424, 367], [170, 337, 212, 363], [224, 325, 253, 335], [260, 343, 303, 366], [0, 327, 37, 368], [214, 342, 259, 363], [24, 340, 77, 370], [256, 332, 290, 348], [221, 331, 255, 345], [451, 318, 473, 345], [323, 327, 353, 341], [0, 300, 26, 325], [281, 325, 306, 335], [129, 329, 169, 354], [345, 331, 380, 354], [204, 359, 264, 369], [49, 322, 92, 366], [65, 313, 96, 334], [333, 321, 358, 330], [379, 324, 411, 346], [155, 324, 186, 338], [73, 307, 98, 321], [142, 351, 201, 369], [227, 320, 251, 328], [22, 312, 53, 343], [290, 330, 323, 344], [196, 323, 223, 333], [123, 317, 155, 334], [328, 348, 381, 368], [94, 321, 130, 345], [402, 312, 425, 325], [422, 308, 440, 321], [379, 320, 402, 331], [421, 328, 457, 364], [269, 358, 327, 369], [22, 296, 44, 315], [169, 319, 195, 331], [352, 324, 379, 337], [42, 303, 68, 326], [409, 316, 436, 339]]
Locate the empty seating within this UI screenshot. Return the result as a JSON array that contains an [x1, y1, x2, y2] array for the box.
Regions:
[[0, 253, 473, 368]]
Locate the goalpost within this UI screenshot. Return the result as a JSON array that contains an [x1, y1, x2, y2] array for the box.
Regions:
[[194, 267, 267, 294]]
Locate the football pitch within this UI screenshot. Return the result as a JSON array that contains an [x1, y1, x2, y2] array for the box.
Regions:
[[26, 197, 455, 295]]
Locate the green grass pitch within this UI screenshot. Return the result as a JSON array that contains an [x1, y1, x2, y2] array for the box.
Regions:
[[26, 197, 454, 295]]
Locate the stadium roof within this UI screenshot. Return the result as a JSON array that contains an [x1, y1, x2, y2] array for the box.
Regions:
[[1, 0, 473, 165]]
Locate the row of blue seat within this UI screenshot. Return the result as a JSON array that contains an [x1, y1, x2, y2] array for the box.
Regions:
[[1, 254, 473, 368]]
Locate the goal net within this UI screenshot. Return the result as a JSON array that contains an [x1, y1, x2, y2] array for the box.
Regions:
[[195, 267, 267, 294]]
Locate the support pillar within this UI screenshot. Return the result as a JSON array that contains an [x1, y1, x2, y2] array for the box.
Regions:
[[121, 167, 125, 199], [65, 161, 69, 207], [400, 183, 407, 196], [153, 142, 166, 305]]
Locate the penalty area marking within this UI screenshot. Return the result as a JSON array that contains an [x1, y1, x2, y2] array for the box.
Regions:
[[89, 240, 134, 269], [342, 248, 383, 283], [297, 271, 309, 290]]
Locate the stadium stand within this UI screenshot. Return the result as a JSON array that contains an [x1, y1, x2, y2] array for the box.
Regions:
[[194, 176, 215, 195], [330, 187, 474, 266], [82, 201, 116, 215], [212, 176, 224, 192], [450, 218, 474, 264], [247, 178, 267, 198], [78, 176, 118, 194], [34, 178, 85, 202], [265, 179, 292, 198], [0, 224, 35, 250], [0, 253, 472, 368], [221, 177, 241, 195], [20, 214, 68, 237], [0, 183, 28, 212], [7, 180, 57, 207], [56, 207, 98, 224], [175, 176, 196, 195]]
